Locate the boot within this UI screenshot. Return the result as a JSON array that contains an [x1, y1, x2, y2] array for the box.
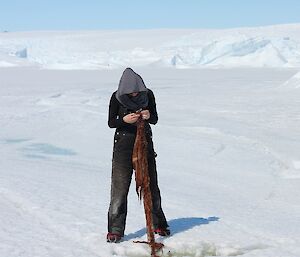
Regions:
[[154, 227, 171, 236], [106, 232, 123, 243]]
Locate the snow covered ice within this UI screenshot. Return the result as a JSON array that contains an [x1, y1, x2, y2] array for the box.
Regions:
[[1, 25, 300, 257], [1, 24, 300, 70]]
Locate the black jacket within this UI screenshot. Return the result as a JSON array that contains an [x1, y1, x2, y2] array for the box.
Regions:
[[108, 89, 158, 135]]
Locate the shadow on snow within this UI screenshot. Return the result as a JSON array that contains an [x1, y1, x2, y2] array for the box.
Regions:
[[125, 216, 219, 240]]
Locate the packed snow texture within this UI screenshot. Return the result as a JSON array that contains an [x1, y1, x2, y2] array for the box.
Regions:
[[281, 70, 300, 89], [1, 24, 300, 69], [1, 67, 300, 257]]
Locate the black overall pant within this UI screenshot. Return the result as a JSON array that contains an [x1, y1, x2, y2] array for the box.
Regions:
[[108, 131, 168, 236]]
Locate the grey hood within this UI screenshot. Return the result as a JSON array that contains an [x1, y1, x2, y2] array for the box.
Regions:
[[116, 68, 149, 111]]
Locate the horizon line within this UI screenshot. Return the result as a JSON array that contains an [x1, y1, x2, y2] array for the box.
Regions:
[[2, 22, 300, 33]]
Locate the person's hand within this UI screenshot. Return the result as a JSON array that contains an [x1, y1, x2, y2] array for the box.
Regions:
[[141, 110, 150, 120], [123, 113, 140, 124]]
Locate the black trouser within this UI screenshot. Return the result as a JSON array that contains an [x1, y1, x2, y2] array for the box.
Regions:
[[108, 132, 168, 236]]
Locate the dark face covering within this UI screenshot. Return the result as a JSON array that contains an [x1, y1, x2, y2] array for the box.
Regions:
[[116, 68, 149, 112]]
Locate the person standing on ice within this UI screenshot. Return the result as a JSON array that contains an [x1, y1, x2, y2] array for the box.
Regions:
[[107, 67, 170, 243]]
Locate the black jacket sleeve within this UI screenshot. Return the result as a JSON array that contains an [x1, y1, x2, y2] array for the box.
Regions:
[[108, 92, 128, 128], [108, 90, 158, 128], [147, 89, 158, 125]]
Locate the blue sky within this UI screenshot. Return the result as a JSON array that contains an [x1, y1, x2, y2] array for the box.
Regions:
[[1, 0, 300, 31]]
